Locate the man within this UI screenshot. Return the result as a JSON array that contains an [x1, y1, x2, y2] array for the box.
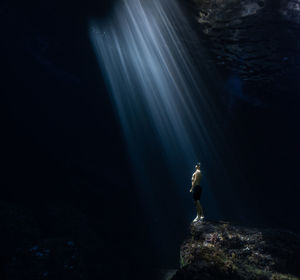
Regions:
[[190, 162, 204, 222]]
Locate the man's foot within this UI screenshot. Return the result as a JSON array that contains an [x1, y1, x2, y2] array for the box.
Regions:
[[193, 216, 201, 223], [200, 216, 204, 221]]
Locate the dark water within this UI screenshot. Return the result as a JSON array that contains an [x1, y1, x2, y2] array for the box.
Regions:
[[1, 0, 300, 278]]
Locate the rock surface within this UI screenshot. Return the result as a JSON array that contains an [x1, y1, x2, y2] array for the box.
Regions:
[[172, 221, 300, 280], [182, 0, 300, 92]]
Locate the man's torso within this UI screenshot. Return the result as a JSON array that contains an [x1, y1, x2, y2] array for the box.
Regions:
[[193, 170, 202, 186]]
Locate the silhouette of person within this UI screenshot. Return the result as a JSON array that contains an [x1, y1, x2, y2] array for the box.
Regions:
[[190, 162, 204, 222]]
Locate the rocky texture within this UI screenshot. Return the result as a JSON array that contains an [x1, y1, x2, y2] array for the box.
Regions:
[[6, 239, 84, 280], [172, 221, 300, 280], [281, 0, 300, 23], [183, 0, 300, 90]]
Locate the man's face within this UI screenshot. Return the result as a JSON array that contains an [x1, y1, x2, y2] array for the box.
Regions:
[[195, 165, 200, 170]]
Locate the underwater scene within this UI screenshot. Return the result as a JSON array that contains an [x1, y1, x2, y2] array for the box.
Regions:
[[1, 0, 300, 279]]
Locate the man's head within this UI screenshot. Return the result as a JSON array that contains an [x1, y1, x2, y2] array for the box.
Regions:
[[195, 162, 201, 170]]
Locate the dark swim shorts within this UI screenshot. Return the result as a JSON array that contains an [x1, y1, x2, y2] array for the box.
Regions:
[[192, 185, 202, 201]]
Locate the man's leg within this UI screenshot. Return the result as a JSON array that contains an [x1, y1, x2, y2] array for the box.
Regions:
[[196, 200, 204, 219], [193, 200, 204, 222]]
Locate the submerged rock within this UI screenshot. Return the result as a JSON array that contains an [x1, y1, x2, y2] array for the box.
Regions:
[[281, 0, 300, 23], [182, 0, 300, 92], [172, 221, 300, 280]]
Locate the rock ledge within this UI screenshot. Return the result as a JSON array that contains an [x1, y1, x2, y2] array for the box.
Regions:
[[172, 221, 300, 280]]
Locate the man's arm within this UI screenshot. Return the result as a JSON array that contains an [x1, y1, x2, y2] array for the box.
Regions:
[[189, 173, 195, 192]]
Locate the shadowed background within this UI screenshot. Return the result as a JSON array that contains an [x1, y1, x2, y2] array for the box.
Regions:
[[1, 0, 300, 279]]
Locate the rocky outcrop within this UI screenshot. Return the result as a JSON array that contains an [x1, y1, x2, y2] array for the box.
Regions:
[[172, 221, 300, 280], [281, 0, 300, 23], [183, 0, 300, 89]]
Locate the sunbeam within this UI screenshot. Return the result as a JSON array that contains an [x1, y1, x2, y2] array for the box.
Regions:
[[89, 0, 229, 262]]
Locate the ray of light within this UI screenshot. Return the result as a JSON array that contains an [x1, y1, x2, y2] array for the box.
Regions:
[[89, 0, 229, 256]]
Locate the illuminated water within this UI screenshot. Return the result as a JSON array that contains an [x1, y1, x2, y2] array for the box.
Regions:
[[89, 0, 228, 263]]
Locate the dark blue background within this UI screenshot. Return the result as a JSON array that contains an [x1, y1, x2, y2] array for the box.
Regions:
[[1, 0, 300, 278]]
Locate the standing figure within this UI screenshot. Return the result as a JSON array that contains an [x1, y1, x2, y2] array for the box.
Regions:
[[190, 162, 204, 222]]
